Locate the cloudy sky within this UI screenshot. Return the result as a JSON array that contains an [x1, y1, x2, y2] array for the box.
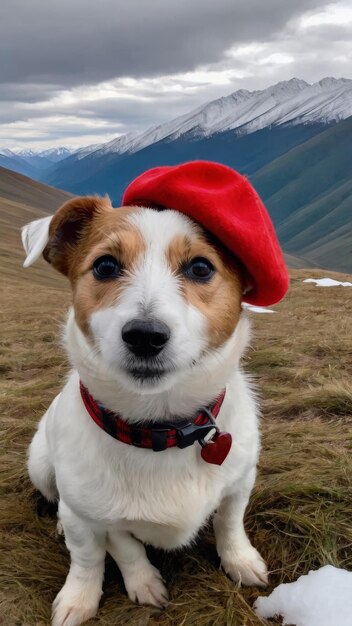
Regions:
[[1, 0, 351, 150]]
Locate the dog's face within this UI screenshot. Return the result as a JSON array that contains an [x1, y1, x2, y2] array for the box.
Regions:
[[23, 197, 243, 393]]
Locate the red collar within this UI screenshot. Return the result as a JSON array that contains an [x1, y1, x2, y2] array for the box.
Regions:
[[80, 382, 232, 465]]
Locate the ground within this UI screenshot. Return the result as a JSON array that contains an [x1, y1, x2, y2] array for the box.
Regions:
[[0, 266, 351, 626]]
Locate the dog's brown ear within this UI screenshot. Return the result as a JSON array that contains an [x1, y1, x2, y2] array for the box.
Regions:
[[43, 196, 113, 276]]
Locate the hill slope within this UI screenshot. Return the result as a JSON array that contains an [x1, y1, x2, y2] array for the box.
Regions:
[[0, 167, 71, 285], [252, 116, 352, 271], [0, 166, 71, 211]]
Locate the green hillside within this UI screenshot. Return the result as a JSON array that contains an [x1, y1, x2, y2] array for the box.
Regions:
[[277, 178, 352, 271], [252, 116, 352, 271]]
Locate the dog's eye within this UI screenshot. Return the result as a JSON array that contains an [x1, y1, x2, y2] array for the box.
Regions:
[[93, 255, 121, 280], [183, 257, 215, 282]]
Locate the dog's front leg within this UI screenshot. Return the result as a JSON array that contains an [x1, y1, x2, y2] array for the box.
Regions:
[[213, 468, 268, 587], [52, 501, 106, 626], [107, 528, 168, 608]]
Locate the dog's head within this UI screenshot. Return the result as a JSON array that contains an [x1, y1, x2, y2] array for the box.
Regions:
[[22, 197, 245, 393]]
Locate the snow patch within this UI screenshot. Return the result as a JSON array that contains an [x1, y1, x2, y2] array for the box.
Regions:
[[254, 565, 352, 626], [242, 303, 276, 314], [304, 278, 352, 287]]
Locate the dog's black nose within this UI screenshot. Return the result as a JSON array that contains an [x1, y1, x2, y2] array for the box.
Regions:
[[122, 319, 171, 358]]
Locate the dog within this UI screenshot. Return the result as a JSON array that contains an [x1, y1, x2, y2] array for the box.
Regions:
[[22, 162, 288, 626]]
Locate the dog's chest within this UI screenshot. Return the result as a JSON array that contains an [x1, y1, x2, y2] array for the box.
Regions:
[[56, 434, 228, 537], [51, 371, 258, 547]]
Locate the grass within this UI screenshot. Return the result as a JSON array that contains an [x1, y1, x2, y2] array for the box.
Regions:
[[1, 266, 352, 626]]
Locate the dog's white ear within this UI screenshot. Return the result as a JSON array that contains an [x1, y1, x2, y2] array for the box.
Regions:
[[22, 196, 113, 275], [22, 216, 53, 268]]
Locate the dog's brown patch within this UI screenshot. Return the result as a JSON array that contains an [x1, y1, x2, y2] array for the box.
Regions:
[[167, 234, 243, 349], [44, 197, 145, 335], [74, 210, 146, 335]]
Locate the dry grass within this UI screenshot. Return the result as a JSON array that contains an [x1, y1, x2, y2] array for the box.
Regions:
[[1, 266, 352, 626]]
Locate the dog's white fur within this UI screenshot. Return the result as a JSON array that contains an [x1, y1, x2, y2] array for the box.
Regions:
[[23, 206, 268, 626]]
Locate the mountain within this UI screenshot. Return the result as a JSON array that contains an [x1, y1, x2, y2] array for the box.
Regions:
[[16, 146, 74, 171], [41, 77, 352, 201], [0, 146, 75, 178], [3, 77, 351, 192], [0, 148, 40, 178], [82, 77, 351, 157], [52, 76, 350, 163], [43, 124, 325, 199], [0, 166, 71, 285], [16, 146, 73, 163], [3, 77, 352, 188], [31, 147, 73, 162], [1, 77, 351, 272], [252, 116, 352, 272], [283, 253, 321, 270]]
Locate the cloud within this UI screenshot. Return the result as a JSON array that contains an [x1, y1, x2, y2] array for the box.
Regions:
[[0, 0, 351, 148], [300, 2, 352, 26], [0, 0, 329, 85]]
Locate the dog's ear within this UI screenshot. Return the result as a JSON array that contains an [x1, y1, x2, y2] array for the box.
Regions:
[[22, 196, 113, 275], [22, 215, 53, 268]]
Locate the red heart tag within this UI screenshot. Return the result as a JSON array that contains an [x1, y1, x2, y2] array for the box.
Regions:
[[200, 431, 232, 465]]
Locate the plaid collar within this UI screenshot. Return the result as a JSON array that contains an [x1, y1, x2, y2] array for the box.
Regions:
[[80, 381, 231, 465]]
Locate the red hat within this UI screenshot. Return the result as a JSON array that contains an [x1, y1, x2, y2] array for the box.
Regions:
[[122, 161, 289, 306]]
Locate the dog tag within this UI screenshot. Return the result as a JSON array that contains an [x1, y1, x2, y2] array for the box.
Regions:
[[200, 431, 232, 465]]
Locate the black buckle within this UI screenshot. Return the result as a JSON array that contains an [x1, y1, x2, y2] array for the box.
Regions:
[[150, 408, 219, 452], [175, 420, 216, 449]]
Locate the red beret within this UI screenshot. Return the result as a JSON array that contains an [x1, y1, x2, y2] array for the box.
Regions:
[[122, 161, 289, 306]]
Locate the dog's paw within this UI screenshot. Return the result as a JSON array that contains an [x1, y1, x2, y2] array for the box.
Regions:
[[52, 581, 101, 626], [124, 563, 169, 609], [221, 545, 268, 587]]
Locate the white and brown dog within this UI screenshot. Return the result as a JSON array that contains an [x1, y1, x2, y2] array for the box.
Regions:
[[22, 162, 288, 626]]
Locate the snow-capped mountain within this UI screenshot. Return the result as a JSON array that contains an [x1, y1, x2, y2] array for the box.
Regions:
[[37, 75, 351, 205], [0, 147, 40, 178], [81, 77, 352, 158], [0, 148, 18, 158], [16, 146, 73, 163], [15, 149, 38, 158], [36, 147, 73, 162], [0, 146, 75, 177], [3, 77, 351, 167], [68, 143, 105, 161]]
